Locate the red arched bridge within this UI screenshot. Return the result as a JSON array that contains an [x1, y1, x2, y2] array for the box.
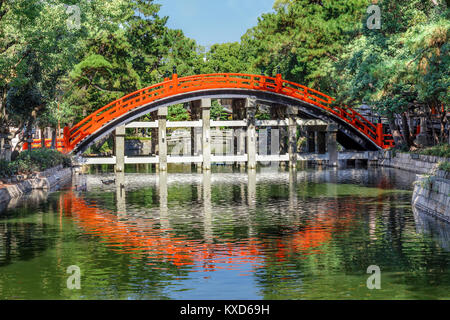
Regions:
[[27, 73, 395, 154]]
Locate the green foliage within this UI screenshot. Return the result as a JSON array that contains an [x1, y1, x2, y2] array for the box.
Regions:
[[330, 3, 447, 124], [168, 104, 189, 121], [438, 162, 450, 172], [202, 42, 251, 74], [1, 0, 80, 138], [125, 136, 152, 141], [0, 149, 71, 178], [241, 0, 368, 87], [0, 160, 15, 178], [1, 0, 448, 153], [63, 1, 206, 124], [419, 144, 450, 158], [255, 112, 271, 120], [211, 100, 229, 121]]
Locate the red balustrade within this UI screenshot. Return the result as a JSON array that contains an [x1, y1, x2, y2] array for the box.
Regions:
[[61, 73, 393, 153]]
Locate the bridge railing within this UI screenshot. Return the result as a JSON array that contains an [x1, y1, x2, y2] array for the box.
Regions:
[[66, 73, 391, 153], [23, 138, 65, 152]]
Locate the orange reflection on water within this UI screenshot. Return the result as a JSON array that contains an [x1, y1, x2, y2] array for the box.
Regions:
[[264, 202, 356, 262], [61, 191, 356, 274], [63, 192, 264, 271]]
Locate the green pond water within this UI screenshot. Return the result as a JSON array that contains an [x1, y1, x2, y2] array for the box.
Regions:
[[0, 166, 449, 300]]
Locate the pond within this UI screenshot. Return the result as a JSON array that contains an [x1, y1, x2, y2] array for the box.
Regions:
[[0, 167, 449, 300]]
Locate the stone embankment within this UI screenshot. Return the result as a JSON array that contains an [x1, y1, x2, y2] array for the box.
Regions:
[[0, 165, 72, 205], [412, 170, 450, 223], [378, 151, 449, 223], [379, 151, 447, 174]]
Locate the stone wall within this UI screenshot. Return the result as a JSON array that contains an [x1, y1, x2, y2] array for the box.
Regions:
[[379, 151, 448, 175], [412, 171, 450, 223], [378, 151, 449, 223], [125, 140, 152, 156], [0, 165, 72, 205]]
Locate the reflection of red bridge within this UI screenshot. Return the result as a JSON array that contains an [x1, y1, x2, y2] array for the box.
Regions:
[[31, 73, 395, 155], [61, 191, 357, 272]]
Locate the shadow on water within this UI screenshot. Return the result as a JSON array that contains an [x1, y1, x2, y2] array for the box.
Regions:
[[0, 166, 449, 299]]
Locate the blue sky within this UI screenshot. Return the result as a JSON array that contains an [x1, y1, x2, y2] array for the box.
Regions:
[[157, 0, 275, 47]]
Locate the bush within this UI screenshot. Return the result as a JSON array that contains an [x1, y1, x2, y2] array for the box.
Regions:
[[0, 149, 71, 178], [391, 144, 410, 157], [439, 162, 450, 172], [0, 160, 15, 178], [419, 144, 450, 158], [125, 136, 152, 141]]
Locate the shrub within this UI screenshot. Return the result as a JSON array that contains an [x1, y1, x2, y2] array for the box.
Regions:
[[0, 149, 71, 178], [438, 162, 450, 172], [0, 160, 15, 178], [125, 136, 152, 141], [391, 144, 409, 157], [419, 144, 450, 158]]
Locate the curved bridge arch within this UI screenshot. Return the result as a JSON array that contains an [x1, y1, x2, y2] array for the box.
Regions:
[[64, 74, 391, 155]]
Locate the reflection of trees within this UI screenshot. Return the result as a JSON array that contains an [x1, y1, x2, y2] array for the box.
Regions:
[[66, 171, 449, 299], [2, 166, 447, 299], [0, 196, 60, 268]]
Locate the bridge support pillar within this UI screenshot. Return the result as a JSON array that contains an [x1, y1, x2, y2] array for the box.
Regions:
[[287, 106, 298, 168], [232, 99, 246, 168], [317, 131, 327, 154], [202, 99, 212, 171], [238, 129, 246, 169], [307, 130, 316, 153], [327, 124, 338, 167], [114, 125, 126, 173], [246, 97, 257, 170], [158, 107, 168, 172], [190, 101, 201, 171]]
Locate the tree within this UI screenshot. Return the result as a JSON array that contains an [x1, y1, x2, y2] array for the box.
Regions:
[[327, 0, 449, 147], [1, 0, 82, 155], [240, 0, 368, 87], [201, 42, 251, 74]]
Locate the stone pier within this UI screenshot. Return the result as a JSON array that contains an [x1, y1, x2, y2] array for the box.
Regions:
[[327, 124, 338, 167], [288, 106, 298, 168], [246, 98, 257, 170], [202, 99, 212, 171], [158, 107, 168, 172], [115, 125, 126, 173]]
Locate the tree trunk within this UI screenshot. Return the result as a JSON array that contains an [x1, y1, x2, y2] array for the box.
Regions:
[[401, 112, 413, 148], [439, 104, 448, 144], [387, 113, 403, 146], [0, 88, 8, 160], [51, 127, 57, 149], [427, 105, 440, 145], [41, 127, 46, 148]]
